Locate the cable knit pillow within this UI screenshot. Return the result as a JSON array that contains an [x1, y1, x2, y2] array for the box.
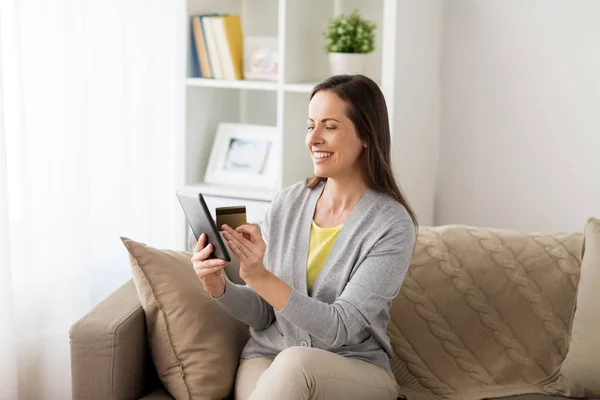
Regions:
[[120, 237, 250, 400], [548, 217, 600, 398]]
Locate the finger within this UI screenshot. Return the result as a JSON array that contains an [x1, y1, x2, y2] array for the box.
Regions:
[[227, 241, 247, 265], [235, 225, 259, 242], [222, 224, 249, 238], [195, 243, 213, 261], [194, 233, 207, 253], [221, 229, 249, 260], [228, 240, 250, 264], [195, 264, 226, 278], [192, 243, 214, 261], [221, 224, 234, 234], [222, 229, 248, 253], [223, 225, 255, 249], [195, 259, 227, 269]]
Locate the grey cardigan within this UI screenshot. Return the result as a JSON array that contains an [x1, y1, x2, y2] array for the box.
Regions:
[[214, 180, 416, 374]]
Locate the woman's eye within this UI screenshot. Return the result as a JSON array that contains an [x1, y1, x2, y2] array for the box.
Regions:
[[306, 126, 335, 131]]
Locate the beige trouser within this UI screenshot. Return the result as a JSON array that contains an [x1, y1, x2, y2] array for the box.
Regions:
[[235, 346, 399, 400]]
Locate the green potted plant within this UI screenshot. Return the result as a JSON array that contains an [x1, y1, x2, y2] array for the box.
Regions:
[[323, 10, 376, 75]]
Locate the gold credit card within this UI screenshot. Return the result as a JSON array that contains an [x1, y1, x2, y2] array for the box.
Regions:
[[216, 206, 247, 231]]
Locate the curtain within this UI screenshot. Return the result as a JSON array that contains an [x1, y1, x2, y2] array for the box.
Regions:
[[0, 1, 184, 398]]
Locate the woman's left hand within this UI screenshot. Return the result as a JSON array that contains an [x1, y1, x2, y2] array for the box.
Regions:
[[221, 224, 268, 283]]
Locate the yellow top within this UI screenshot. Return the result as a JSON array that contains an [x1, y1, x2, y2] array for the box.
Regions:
[[306, 219, 344, 292]]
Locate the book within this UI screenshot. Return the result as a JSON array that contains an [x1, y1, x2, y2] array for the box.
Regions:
[[203, 16, 225, 79], [191, 15, 212, 78], [190, 18, 201, 77], [213, 15, 244, 80], [198, 14, 219, 78]]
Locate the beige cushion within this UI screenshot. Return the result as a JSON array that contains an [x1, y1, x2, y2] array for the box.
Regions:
[[549, 217, 600, 397], [388, 224, 584, 400], [120, 237, 250, 400]]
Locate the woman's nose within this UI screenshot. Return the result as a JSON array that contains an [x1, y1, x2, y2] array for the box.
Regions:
[[308, 126, 324, 145]]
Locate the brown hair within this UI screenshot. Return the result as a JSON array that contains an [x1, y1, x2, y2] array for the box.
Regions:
[[305, 74, 418, 230]]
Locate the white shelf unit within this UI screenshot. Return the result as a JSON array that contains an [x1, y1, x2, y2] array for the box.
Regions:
[[183, 0, 395, 184], [178, 0, 398, 245]]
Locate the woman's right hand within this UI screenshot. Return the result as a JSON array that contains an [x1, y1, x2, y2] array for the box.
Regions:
[[191, 233, 227, 298]]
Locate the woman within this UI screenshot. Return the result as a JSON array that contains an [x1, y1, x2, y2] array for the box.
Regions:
[[192, 74, 418, 400]]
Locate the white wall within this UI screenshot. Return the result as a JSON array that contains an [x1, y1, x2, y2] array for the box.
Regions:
[[392, 0, 443, 227], [436, 0, 600, 232]]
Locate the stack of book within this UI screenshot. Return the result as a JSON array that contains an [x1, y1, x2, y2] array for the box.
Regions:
[[191, 14, 244, 80]]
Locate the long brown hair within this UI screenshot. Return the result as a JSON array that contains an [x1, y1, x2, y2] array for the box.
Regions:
[[305, 74, 418, 230]]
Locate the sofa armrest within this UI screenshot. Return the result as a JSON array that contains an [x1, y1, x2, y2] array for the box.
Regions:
[[69, 279, 159, 400]]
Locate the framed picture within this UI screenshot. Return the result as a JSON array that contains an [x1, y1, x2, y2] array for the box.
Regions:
[[243, 36, 279, 81], [204, 123, 279, 190]]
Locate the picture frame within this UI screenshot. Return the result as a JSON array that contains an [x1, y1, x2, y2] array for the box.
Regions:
[[204, 123, 279, 190], [243, 36, 279, 81]]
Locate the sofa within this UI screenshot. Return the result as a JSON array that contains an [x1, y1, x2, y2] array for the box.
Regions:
[[70, 224, 599, 400]]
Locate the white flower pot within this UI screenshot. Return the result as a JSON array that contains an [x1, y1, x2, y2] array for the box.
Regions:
[[328, 52, 367, 76]]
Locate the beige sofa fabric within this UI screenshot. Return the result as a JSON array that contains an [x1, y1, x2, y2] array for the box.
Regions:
[[121, 237, 250, 400], [140, 388, 176, 400], [548, 217, 600, 398], [388, 225, 584, 400], [69, 280, 155, 400]]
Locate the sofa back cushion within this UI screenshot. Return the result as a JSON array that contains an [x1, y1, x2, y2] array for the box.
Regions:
[[388, 225, 583, 398]]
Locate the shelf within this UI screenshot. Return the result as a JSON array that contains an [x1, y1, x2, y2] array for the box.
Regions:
[[186, 77, 278, 91], [283, 81, 318, 93], [180, 183, 276, 202], [186, 77, 319, 94]]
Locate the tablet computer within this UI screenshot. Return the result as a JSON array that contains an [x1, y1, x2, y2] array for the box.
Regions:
[[176, 190, 231, 262]]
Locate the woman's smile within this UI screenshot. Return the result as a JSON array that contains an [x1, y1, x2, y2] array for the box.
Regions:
[[313, 151, 334, 163]]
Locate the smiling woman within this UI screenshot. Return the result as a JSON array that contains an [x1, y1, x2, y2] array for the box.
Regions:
[[191, 74, 419, 400]]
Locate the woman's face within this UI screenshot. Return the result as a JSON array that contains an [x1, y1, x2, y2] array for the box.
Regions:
[[306, 90, 366, 180]]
